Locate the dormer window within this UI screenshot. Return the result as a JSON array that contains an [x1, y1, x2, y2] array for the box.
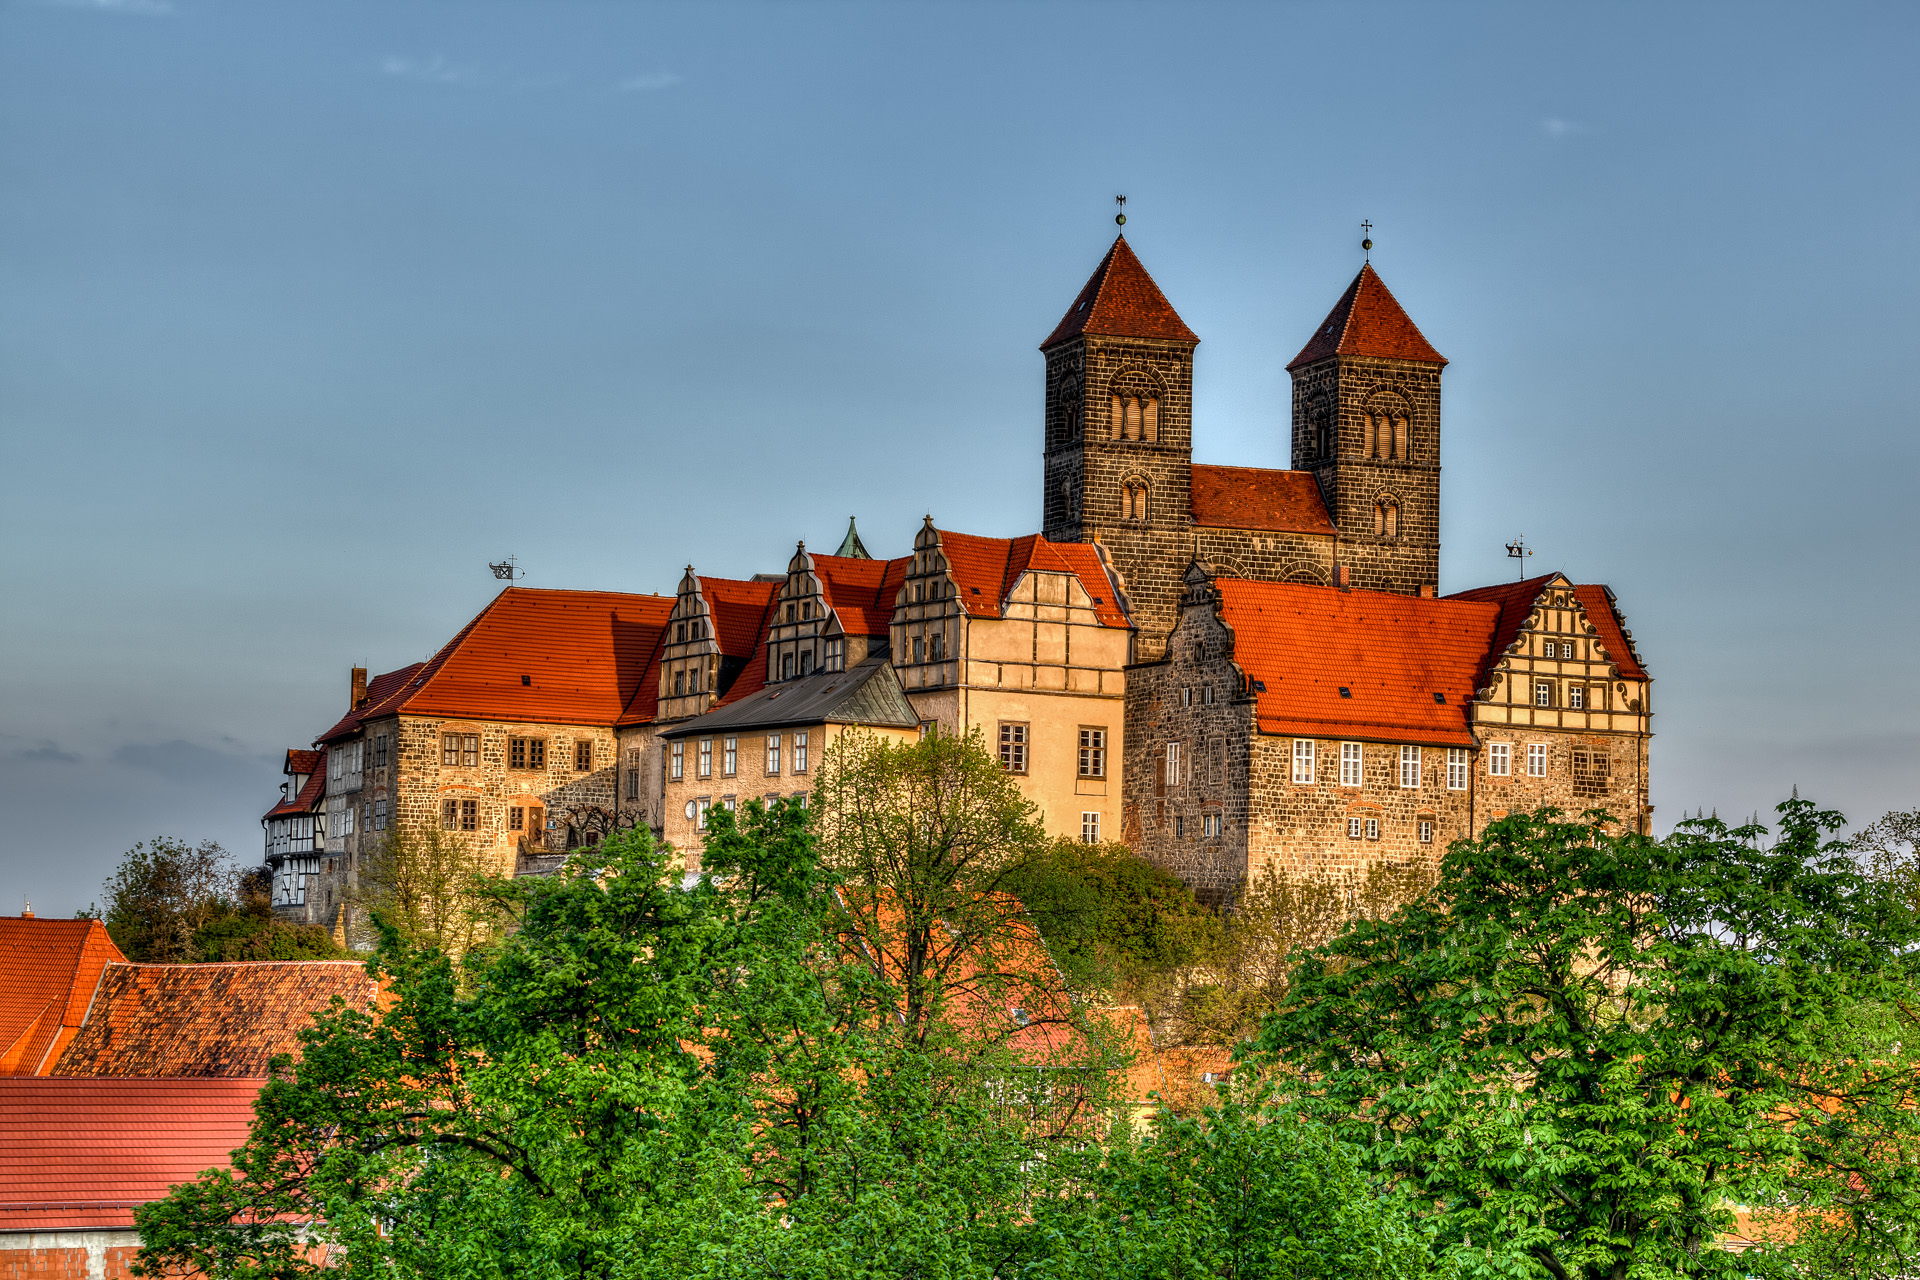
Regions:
[[825, 638, 845, 672]]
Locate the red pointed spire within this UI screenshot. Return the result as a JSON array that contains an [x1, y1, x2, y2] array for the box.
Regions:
[[1287, 263, 1445, 369], [1041, 235, 1198, 350]]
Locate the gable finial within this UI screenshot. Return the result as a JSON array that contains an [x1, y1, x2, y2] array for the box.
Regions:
[[1361, 220, 1373, 262], [1115, 194, 1127, 228]]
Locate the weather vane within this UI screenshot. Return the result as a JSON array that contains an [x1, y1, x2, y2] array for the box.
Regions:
[[489, 555, 524, 582], [1361, 220, 1373, 261], [1505, 535, 1533, 580], [1115, 194, 1127, 227]]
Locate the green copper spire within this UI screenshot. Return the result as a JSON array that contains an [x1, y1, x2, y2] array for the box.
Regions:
[[835, 515, 870, 560]]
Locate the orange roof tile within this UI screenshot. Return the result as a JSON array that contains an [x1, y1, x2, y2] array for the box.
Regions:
[[1041, 235, 1199, 350], [1287, 263, 1446, 369], [1573, 585, 1648, 681], [284, 748, 322, 776], [327, 589, 675, 738], [0, 918, 124, 1077], [1216, 579, 1497, 745], [812, 553, 910, 638], [314, 662, 425, 743], [49, 961, 379, 1078], [0, 1076, 262, 1229], [1189, 465, 1337, 535], [937, 530, 1129, 628], [1443, 576, 1647, 686], [263, 752, 327, 821]]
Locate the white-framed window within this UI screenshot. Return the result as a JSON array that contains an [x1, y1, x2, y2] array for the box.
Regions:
[[696, 796, 711, 829], [1078, 728, 1106, 778], [1347, 817, 1363, 839], [723, 738, 737, 777], [1203, 812, 1220, 838], [1174, 815, 1185, 838], [698, 739, 713, 778], [999, 723, 1029, 773], [670, 741, 684, 781], [330, 750, 342, 782], [1365, 817, 1380, 841], [766, 734, 781, 775], [794, 731, 809, 773], [1182, 686, 1192, 708], [792, 791, 808, 809], [1165, 742, 1182, 786], [1419, 819, 1434, 843], [1447, 748, 1469, 791], [1399, 746, 1421, 789], [825, 638, 844, 672], [1527, 744, 1548, 777], [373, 797, 388, 831], [1292, 739, 1315, 784], [1340, 742, 1362, 787], [1535, 681, 1554, 707], [1203, 685, 1215, 706], [1569, 686, 1585, 710], [723, 795, 736, 813], [1488, 743, 1510, 777], [1081, 811, 1100, 844], [1562, 642, 1576, 659]]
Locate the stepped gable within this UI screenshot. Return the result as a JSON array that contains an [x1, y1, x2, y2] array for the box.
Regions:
[[1041, 235, 1199, 350], [1215, 579, 1498, 745], [1446, 575, 1647, 686], [324, 588, 675, 738], [812, 552, 911, 638], [0, 1076, 263, 1229], [49, 961, 379, 1078], [937, 530, 1129, 629], [1188, 464, 1337, 535], [0, 917, 125, 1077], [1286, 263, 1446, 369], [314, 662, 424, 743], [616, 576, 775, 728]]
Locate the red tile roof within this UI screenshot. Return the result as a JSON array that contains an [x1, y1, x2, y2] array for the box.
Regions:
[[0, 919, 124, 1078], [263, 751, 327, 821], [1189, 465, 1337, 535], [617, 577, 780, 726], [813, 553, 910, 638], [326, 589, 675, 739], [937, 530, 1130, 628], [1573, 585, 1648, 681], [284, 748, 322, 776], [1286, 263, 1446, 369], [48, 961, 379, 1078], [314, 662, 425, 743], [0, 1076, 262, 1229], [1215, 579, 1497, 745], [1041, 235, 1199, 350], [1444, 576, 1647, 685]]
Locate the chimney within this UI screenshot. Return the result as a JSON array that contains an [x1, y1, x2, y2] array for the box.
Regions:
[[20, 900, 32, 919], [1336, 565, 1351, 589], [1419, 583, 1437, 598], [350, 667, 368, 708]]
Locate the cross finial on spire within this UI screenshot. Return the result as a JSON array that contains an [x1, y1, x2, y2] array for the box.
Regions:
[[1361, 220, 1373, 262], [1115, 194, 1127, 228]]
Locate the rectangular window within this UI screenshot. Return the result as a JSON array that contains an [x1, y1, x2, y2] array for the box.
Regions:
[[1528, 744, 1549, 777], [1365, 817, 1380, 841], [625, 768, 640, 801], [509, 806, 524, 832], [1568, 685, 1585, 710], [1446, 748, 1469, 791], [696, 797, 711, 830], [1535, 681, 1554, 708], [1165, 742, 1182, 787], [911, 637, 924, 664], [1081, 811, 1100, 844], [794, 732, 809, 774], [723, 738, 737, 777], [509, 737, 544, 769], [460, 799, 478, 832], [825, 638, 844, 672], [442, 799, 458, 831], [374, 736, 389, 770], [698, 739, 713, 778], [1078, 728, 1106, 778], [1400, 746, 1421, 788], [767, 734, 782, 776], [999, 723, 1028, 774], [1419, 819, 1434, 843], [1340, 742, 1362, 787], [1292, 739, 1315, 784], [1203, 684, 1215, 706], [1347, 816, 1363, 840], [1203, 812, 1220, 838], [1488, 743, 1510, 776], [792, 792, 808, 809], [1175, 815, 1185, 838], [575, 741, 593, 772], [1182, 686, 1192, 708], [723, 796, 736, 813], [443, 735, 458, 766], [330, 751, 342, 781], [374, 797, 388, 831], [670, 741, 685, 781]]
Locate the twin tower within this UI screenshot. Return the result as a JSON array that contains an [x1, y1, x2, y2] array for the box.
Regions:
[[1037, 236, 1449, 658]]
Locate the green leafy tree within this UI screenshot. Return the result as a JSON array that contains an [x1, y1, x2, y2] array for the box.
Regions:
[[102, 837, 338, 962], [1852, 807, 1920, 912], [1250, 799, 1920, 1280], [1006, 837, 1222, 993], [350, 824, 504, 959]]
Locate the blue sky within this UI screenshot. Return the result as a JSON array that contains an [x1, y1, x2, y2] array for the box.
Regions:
[[3, 0, 1916, 915]]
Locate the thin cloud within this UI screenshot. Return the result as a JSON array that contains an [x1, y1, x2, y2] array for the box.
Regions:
[[617, 71, 682, 92], [37, 0, 174, 14], [7, 741, 83, 764], [380, 54, 479, 86], [1542, 117, 1593, 141]]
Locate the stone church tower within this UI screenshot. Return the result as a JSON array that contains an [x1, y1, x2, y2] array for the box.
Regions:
[[1286, 264, 1447, 595], [1039, 236, 1201, 656]]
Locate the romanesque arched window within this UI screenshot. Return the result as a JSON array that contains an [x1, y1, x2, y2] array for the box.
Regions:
[[1362, 398, 1413, 461], [1374, 499, 1400, 537], [1109, 371, 1162, 443], [1122, 478, 1150, 523]]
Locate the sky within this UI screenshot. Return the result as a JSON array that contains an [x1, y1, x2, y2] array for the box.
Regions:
[[2, 0, 1916, 916]]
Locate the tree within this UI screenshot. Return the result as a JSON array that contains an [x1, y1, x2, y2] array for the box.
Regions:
[[351, 824, 504, 959], [1852, 807, 1920, 911], [101, 837, 339, 962], [1250, 800, 1920, 1280]]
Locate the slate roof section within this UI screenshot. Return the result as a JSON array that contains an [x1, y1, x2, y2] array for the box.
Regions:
[[48, 961, 379, 1078], [323, 588, 676, 740], [659, 656, 918, 738], [0, 918, 125, 1078], [936, 530, 1131, 629], [1041, 235, 1199, 350], [1188, 465, 1338, 536], [0, 1076, 262, 1229], [1215, 579, 1498, 746], [1286, 263, 1446, 370]]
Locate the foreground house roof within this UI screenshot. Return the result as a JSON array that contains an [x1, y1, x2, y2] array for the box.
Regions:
[[1287, 263, 1446, 369], [1041, 235, 1199, 350], [0, 917, 125, 1077], [1188, 465, 1337, 536], [660, 655, 918, 738], [0, 1076, 262, 1229], [48, 960, 380, 1078]]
